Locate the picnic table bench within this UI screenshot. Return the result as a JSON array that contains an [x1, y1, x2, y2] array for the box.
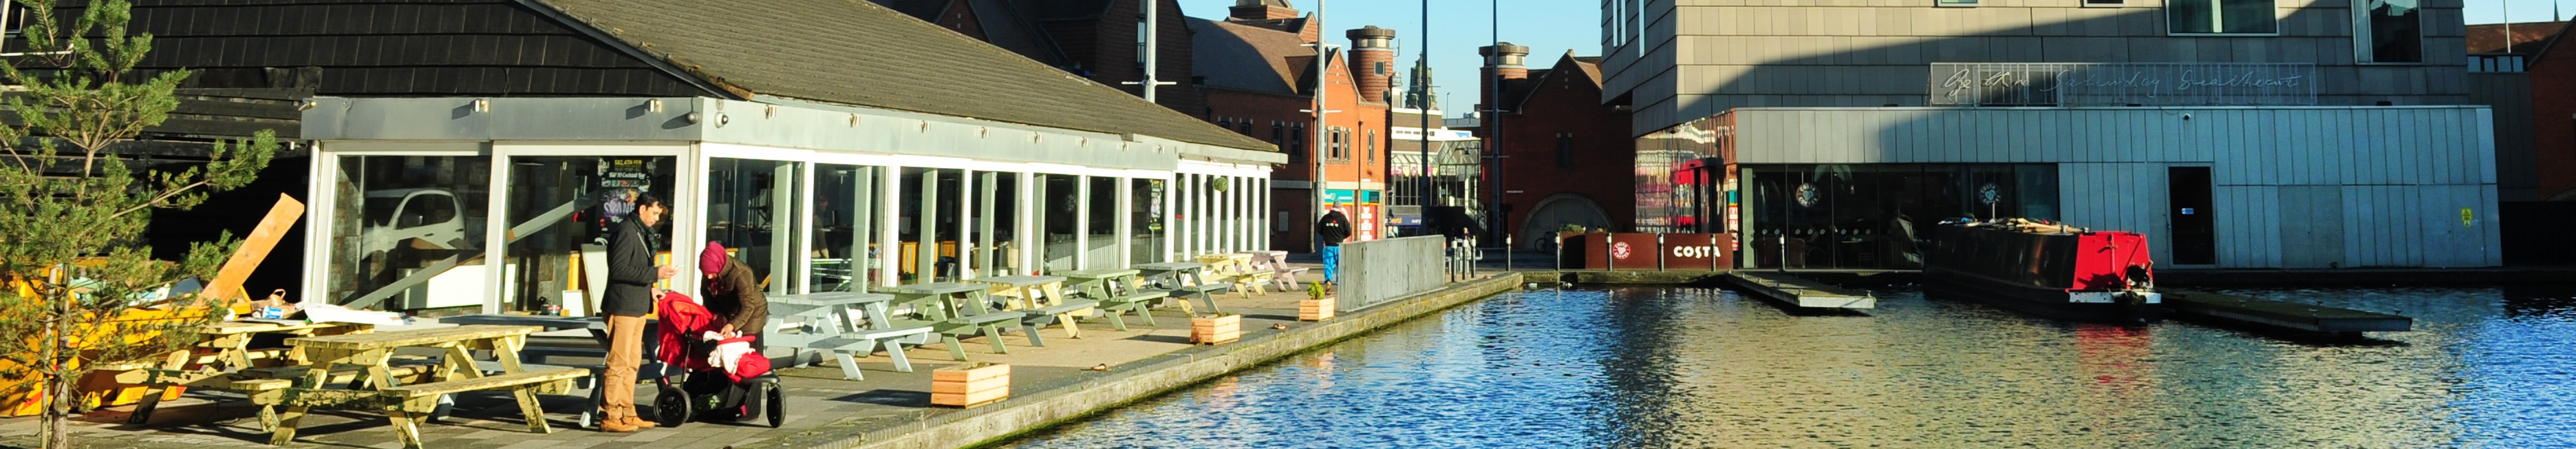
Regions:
[[257, 325, 584, 448], [1195, 253, 1269, 297], [881, 282, 1019, 361], [1137, 262, 1224, 316], [1059, 269, 1166, 329], [969, 275, 1091, 345], [766, 293, 932, 379], [437, 314, 671, 429], [120, 320, 374, 424]]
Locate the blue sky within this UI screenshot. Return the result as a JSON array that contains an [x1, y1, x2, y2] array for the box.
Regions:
[[1176, 1, 1598, 118], [1176, 0, 2561, 118]]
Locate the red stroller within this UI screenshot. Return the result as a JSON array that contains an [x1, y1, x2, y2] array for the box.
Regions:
[[652, 293, 782, 428]]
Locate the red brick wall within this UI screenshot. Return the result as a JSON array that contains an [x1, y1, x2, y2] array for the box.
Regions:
[[2535, 42, 2576, 200], [934, 1, 987, 40], [1490, 57, 1635, 242], [1201, 55, 1388, 250], [1053, 0, 1205, 116]]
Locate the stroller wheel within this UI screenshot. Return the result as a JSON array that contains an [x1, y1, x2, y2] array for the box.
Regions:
[[762, 382, 784, 428], [654, 385, 691, 428]]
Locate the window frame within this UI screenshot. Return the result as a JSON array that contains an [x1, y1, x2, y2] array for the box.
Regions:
[[2165, 0, 2281, 36], [2350, 0, 2426, 64], [1555, 133, 1575, 169]]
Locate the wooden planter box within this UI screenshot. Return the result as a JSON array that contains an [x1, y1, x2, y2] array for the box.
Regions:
[[930, 362, 1010, 408], [1299, 297, 1335, 321], [1191, 314, 1241, 344]]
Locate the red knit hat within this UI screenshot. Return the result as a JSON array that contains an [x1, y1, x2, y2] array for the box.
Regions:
[[700, 242, 728, 275]]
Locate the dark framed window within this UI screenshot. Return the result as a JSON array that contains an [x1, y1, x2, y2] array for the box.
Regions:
[[1556, 133, 1574, 169], [2354, 0, 2422, 63], [2169, 0, 2277, 34]]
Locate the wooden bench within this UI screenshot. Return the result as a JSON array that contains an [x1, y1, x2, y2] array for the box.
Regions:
[[771, 321, 936, 380], [1017, 300, 1099, 347], [374, 368, 589, 448], [1091, 291, 1169, 329], [1164, 284, 1228, 316], [934, 311, 1026, 361]]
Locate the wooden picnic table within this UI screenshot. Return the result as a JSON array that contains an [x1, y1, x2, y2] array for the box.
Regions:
[[878, 282, 1019, 361], [1136, 262, 1222, 315], [436, 315, 675, 430], [969, 275, 1088, 341], [251, 325, 585, 448], [766, 292, 929, 379], [1196, 253, 1271, 295], [1058, 269, 1141, 300], [122, 320, 374, 424]]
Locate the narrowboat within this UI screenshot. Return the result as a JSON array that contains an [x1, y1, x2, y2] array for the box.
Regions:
[[1923, 218, 2162, 323]]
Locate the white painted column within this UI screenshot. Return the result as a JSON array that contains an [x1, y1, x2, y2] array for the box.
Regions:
[[1017, 171, 1038, 275], [1258, 178, 1271, 251], [793, 163, 817, 294], [1160, 177, 1175, 262], [916, 169, 939, 282], [957, 169, 976, 280], [1074, 175, 1092, 270], [1116, 177, 1134, 267], [1175, 174, 1192, 260], [976, 171, 998, 278], [876, 165, 903, 287]]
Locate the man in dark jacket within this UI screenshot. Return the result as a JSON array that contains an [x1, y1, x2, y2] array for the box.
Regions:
[[698, 242, 768, 340], [1316, 205, 1352, 289], [600, 194, 672, 432]]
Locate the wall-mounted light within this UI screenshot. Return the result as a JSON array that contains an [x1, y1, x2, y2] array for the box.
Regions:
[[297, 100, 316, 111], [647, 98, 663, 112], [714, 112, 730, 127], [849, 114, 860, 127], [473, 98, 490, 113], [765, 105, 777, 118], [685, 112, 703, 124]]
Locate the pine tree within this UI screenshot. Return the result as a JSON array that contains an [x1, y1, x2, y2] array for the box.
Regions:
[[0, 1, 279, 447]]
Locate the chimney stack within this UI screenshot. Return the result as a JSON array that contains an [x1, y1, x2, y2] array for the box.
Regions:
[[1479, 42, 1530, 114], [1347, 25, 1397, 104], [1230, 0, 1300, 21]]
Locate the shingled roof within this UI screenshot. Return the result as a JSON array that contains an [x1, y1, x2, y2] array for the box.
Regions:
[[529, 0, 1273, 151], [1190, 17, 1312, 96]]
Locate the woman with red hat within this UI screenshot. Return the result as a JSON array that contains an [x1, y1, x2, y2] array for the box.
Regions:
[[698, 242, 768, 342]]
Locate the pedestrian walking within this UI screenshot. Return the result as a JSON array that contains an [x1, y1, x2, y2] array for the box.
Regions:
[[1316, 204, 1352, 291], [601, 194, 673, 432]]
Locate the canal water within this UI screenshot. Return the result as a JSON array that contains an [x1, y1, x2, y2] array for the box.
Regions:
[[1002, 286, 2576, 448]]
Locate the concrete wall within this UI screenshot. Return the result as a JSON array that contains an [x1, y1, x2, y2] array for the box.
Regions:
[[1730, 106, 2502, 268], [1606, 0, 2478, 136], [1339, 236, 1448, 311]]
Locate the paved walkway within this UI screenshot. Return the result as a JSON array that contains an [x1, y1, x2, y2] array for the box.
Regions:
[[1, 267, 1355, 449]]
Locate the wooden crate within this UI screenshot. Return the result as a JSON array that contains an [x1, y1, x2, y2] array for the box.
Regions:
[[1192, 315, 1241, 344], [1299, 297, 1335, 321], [930, 362, 1009, 408]]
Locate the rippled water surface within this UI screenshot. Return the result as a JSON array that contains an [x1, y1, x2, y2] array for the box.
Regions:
[[1002, 286, 2576, 448]]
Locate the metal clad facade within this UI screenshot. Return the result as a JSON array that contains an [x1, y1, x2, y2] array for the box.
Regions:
[[1730, 106, 2500, 268]]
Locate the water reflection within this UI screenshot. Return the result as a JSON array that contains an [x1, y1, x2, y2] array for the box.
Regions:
[[1005, 286, 2576, 448]]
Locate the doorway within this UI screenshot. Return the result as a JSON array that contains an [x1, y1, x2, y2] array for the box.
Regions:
[[2167, 167, 2216, 265]]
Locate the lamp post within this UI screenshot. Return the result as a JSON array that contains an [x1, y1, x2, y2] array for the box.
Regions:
[[1306, 0, 1337, 252]]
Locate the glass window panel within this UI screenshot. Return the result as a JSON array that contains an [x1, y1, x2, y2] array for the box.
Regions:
[[2220, 0, 2277, 34], [329, 155, 493, 311], [497, 156, 675, 315], [705, 158, 802, 295], [1040, 174, 1080, 272], [2365, 0, 2423, 63], [2169, 0, 2217, 34], [808, 164, 881, 292], [1133, 178, 1165, 265], [1088, 176, 1119, 269]]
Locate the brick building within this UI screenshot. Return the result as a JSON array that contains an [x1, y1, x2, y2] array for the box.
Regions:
[[1190, 1, 1394, 250], [1476, 45, 1637, 249], [871, 0, 1206, 116]]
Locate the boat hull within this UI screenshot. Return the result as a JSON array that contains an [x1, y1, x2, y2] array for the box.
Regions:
[[1924, 267, 2165, 323]]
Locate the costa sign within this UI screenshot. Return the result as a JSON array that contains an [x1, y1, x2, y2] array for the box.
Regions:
[[1560, 233, 1737, 271]]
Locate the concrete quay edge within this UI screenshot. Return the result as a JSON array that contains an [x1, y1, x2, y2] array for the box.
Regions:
[[799, 275, 1522, 449]]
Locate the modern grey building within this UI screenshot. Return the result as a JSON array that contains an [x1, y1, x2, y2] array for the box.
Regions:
[[1604, 0, 2503, 269]]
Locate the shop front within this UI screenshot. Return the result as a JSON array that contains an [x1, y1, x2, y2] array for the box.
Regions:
[[302, 97, 1278, 314]]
